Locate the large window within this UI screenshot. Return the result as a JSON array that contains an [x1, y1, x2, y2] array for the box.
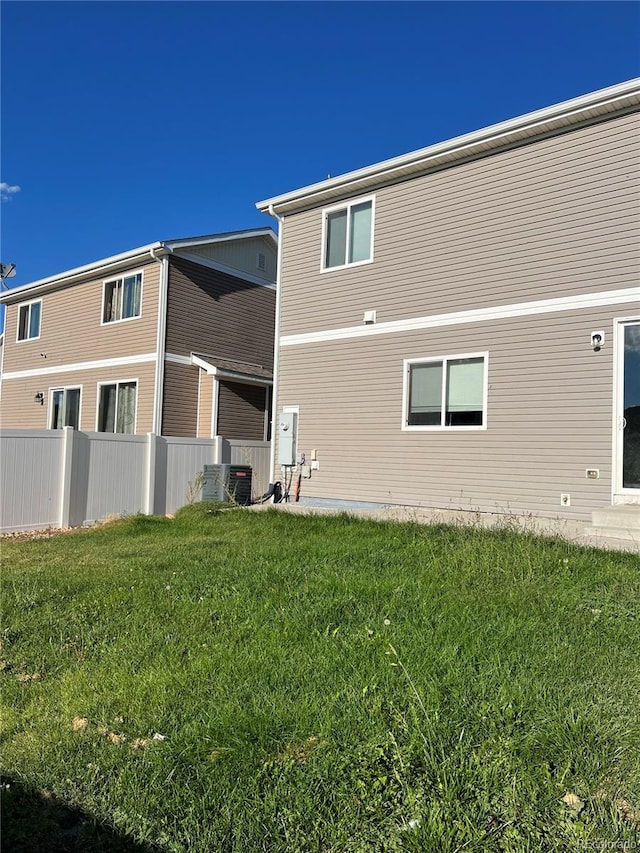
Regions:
[[102, 273, 142, 323], [17, 300, 41, 341], [404, 354, 487, 429], [323, 197, 374, 270], [97, 381, 137, 433], [50, 387, 81, 429]]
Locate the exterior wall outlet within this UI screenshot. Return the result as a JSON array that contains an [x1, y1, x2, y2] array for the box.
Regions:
[[311, 459, 320, 470], [560, 493, 571, 507], [586, 469, 599, 479]]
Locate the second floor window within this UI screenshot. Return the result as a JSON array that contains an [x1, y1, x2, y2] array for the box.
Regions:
[[103, 273, 142, 323], [323, 197, 374, 270], [17, 300, 41, 340]]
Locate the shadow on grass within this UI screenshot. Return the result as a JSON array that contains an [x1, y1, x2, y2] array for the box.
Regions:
[[1, 776, 161, 853]]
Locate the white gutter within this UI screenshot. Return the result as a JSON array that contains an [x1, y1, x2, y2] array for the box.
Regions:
[[151, 246, 171, 435], [0, 243, 165, 303], [257, 78, 640, 214], [267, 204, 284, 484]]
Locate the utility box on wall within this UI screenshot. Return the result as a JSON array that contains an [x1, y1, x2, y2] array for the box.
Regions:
[[278, 411, 297, 466], [202, 464, 253, 505]]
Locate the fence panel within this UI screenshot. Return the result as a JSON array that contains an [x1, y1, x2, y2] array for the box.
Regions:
[[0, 429, 63, 532], [82, 432, 147, 524], [163, 437, 219, 514], [0, 430, 272, 532]]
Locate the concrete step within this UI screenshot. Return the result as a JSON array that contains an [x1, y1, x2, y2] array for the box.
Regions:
[[585, 505, 640, 543], [591, 505, 640, 530], [584, 526, 640, 544]]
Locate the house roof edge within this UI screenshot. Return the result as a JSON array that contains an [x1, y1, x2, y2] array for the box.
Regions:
[[256, 78, 640, 215]]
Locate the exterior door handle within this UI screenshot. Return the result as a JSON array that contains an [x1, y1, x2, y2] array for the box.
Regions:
[[620, 417, 627, 430]]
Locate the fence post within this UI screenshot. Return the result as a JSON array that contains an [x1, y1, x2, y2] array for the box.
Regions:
[[145, 433, 157, 516], [60, 426, 74, 528]]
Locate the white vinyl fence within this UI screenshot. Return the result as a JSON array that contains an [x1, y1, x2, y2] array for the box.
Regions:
[[0, 428, 271, 533]]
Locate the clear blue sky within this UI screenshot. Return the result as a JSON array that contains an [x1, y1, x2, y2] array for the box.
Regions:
[[1, 1, 639, 293]]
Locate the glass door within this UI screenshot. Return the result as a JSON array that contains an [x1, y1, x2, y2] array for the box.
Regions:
[[620, 321, 640, 494]]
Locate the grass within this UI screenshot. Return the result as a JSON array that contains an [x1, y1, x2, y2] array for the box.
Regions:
[[1, 505, 639, 852]]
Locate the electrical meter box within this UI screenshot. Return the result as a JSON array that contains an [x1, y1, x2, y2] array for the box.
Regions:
[[278, 411, 297, 466]]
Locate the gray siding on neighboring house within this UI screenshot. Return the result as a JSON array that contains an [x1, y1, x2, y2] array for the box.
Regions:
[[273, 109, 640, 521], [164, 255, 275, 367], [184, 235, 277, 284], [162, 361, 198, 438], [217, 380, 267, 441], [278, 111, 638, 338]]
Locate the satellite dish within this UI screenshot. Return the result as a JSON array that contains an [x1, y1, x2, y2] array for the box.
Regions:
[[1, 263, 16, 279], [0, 263, 16, 289]]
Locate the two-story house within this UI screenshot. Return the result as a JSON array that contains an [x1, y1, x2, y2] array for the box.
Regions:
[[257, 80, 640, 533], [0, 229, 277, 441]]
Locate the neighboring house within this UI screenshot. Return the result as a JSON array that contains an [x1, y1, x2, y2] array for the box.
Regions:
[[257, 79, 640, 529], [0, 229, 276, 440]]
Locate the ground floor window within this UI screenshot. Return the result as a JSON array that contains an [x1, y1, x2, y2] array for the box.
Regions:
[[404, 354, 487, 429], [50, 387, 81, 429], [97, 381, 137, 433]]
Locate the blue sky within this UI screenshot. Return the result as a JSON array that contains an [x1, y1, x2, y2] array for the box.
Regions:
[[1, 1, 639, 294]]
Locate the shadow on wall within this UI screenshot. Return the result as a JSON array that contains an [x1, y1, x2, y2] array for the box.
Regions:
[[1, 776, 161, 853]]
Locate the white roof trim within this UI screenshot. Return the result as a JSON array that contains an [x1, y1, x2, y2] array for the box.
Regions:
[[0, 228, 277, 303], [190, 354, 272, 386], [174, 251, 275, 288], [257, 79, 640, 214]]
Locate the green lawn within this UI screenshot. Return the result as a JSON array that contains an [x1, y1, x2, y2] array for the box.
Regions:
[[1, 505, 639, 852]]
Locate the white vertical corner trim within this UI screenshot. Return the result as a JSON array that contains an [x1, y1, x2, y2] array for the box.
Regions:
[[60, 426, 74, 528], [152, 255, 169, 434], [269, 213, 284, 482], [211, 378, 220, 439], [196, 367, 202, 438]]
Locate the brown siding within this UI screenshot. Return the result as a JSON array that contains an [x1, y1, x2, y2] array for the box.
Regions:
[[279, 112, 639, 336], [162, 361, 198, 437], [2, 260, 160, 374], [165, 256, 275, 367], [217, 380, 267, 440], [197, 371, 214, 438], [0, 362, 156, 433]]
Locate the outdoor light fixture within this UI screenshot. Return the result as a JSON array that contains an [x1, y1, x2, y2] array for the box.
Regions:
[[33, 392, 44, 405]]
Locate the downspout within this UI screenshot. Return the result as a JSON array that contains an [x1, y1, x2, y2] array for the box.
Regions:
[[151, 246, 171, 435], [267, 204, 284, 484]]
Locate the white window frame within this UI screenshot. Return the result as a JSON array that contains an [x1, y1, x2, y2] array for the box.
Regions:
[[49, 386, 82, 430], [101, 270, 144, 325], [16, 299, 42, 342], [320, 195, 375, 272], [96, 378, 138, 434], [401, 352, 489, 432]]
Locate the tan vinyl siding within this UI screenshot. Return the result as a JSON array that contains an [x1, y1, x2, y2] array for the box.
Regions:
[[165, 256, 275, 368], [197, 370, 214, 438], [1, 261, 160, 375], [279, 111, 639, 337], [162, 361, 199, 437], [217, 380, 267, 440], [184, 236, 276, 283], [274, 304, 632, 521], [0, 362, 156, 433]]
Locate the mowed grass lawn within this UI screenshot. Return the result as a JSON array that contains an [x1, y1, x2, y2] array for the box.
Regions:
[[1, 505, 639, 852]]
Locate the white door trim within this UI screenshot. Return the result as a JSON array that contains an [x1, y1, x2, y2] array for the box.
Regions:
[[613, 316, 640, 505]]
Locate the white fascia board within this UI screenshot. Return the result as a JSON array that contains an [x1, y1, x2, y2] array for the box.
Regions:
[[257, 78, 640, 215], [190, 354, 272, 386], [0, 243, 167, 304], [165, 228, 277, 251]]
